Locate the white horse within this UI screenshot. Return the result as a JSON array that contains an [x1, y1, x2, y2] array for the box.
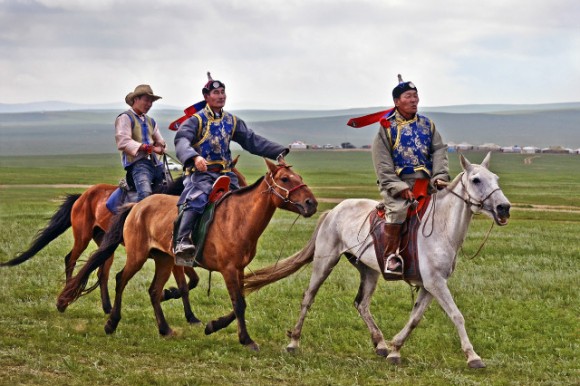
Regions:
[[243, 152, 511, 368]]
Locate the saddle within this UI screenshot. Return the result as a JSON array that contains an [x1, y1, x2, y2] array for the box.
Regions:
[[173, 176, 231, 267], [105, 179, 138, 214], [106, 156, 175, 215], [369, 179, 431, 282]]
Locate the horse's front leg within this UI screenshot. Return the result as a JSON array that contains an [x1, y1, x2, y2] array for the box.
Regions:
[[161, 267, 199, 301], [206, 268, 258, 351], [388, 287, 433, 365], [170, 265, 201, 324], [426, 282, 485, 368]]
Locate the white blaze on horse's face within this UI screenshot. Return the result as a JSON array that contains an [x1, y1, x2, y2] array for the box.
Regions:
[[459, 153, 511, 226]]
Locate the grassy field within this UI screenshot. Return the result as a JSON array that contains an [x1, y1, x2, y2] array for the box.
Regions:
[[0, 151, 578, 385]]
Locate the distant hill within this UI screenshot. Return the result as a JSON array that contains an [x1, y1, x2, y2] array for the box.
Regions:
[[0, 103, 579, 156], [0, 101, 179, 113]]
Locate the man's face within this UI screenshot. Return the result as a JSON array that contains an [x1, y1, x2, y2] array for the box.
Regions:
[[133, 95, 154, 115], [204, 88, 226, 110], [395, 90, 419, 118]]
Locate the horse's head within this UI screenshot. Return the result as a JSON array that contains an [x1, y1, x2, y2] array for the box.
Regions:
[[458, 152, 511, 226], [264, 158, 318, 217]]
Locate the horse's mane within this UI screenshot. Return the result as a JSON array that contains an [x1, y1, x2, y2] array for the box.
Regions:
[[211, 175, 265, 208], [229, 175, 265, 197], [447, 172, 464, 189], [434, 172, 464, 199], [156, 176, 186, 196]]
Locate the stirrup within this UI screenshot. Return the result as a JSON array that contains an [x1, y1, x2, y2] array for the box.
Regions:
[[175, 256, 196, 267], [384, 255, 403, 276], [173, 240, 196, 265]]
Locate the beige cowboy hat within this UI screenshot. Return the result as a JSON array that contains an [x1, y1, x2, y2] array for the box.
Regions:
[[125, 84, 162, 106]]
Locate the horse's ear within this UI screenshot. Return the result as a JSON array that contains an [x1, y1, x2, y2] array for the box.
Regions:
[[459, 153, 473, 172], [264, 158, 277, 173], [481, 151, 491, 169]]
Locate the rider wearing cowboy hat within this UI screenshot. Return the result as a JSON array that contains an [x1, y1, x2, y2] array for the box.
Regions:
[[115, 84, 167, 202]]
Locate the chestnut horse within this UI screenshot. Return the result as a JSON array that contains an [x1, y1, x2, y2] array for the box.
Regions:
[[2, 160, 247, 320], [57, 159, 317, 350], [0, 177, 203, 318], [243, 153, 511, 367]]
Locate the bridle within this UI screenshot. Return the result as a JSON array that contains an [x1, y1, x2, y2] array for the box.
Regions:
[[446, 172, 502, 210], [422, 171, 499, 258], [263, 166, 308, 207]]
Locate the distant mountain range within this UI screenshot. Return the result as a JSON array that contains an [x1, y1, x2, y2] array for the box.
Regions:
[[1, 102, 579, 156]]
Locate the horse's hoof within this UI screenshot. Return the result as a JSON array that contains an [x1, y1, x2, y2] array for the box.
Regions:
[[160, 328, 175, 337], [55, 300, 68, 313], [286, 346, 297, 354], [376, 348, 389, 357], [468, 359, 486, 369], [102, 305, 112, 315], [162, 287, 181, 301], [186, 316, 202, 325], [246, 342, 260, 352], [387, 355, 401, 365], [104, 320, 116, 335], [204, 322, 214, 335]]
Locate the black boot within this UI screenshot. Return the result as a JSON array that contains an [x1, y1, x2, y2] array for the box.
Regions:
[[383, 223, 403, 275], [174, 209, 199, 267]]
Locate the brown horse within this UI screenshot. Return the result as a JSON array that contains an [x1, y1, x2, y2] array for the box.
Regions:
[[2, 159, 247, 320], [0, 177, 202, 318], [57, 159, 317, 350]]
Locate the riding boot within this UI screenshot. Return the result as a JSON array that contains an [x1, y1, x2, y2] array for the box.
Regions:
[[383, 223, 403, 275], [174, 209, 199, 267]]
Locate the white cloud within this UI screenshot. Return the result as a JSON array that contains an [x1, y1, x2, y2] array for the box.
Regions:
[[0, 0, 578, 108]]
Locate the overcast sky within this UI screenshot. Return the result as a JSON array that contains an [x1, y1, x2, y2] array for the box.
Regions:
[[1, 0, 579, 110]]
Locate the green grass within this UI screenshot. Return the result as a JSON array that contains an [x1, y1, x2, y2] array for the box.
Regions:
[[0, 151, 579, 385]]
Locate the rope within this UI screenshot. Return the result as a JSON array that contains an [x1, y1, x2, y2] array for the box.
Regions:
[[461, 221, 495, 260]]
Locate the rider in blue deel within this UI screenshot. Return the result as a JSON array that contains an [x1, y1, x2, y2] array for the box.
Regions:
[[173, 72, 289, 266]]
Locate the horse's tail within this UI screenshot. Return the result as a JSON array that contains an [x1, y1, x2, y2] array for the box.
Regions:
[[56, 203, 134, 312], [1, 194, 80, 267], [243, 211, 329, 295]]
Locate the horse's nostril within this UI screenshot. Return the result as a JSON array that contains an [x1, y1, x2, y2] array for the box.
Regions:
[[497, 203, 511, 216]]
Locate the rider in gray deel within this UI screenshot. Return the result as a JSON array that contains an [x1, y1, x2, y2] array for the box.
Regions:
[[173, 72, 289, 266], [372, 75, 450, 275]]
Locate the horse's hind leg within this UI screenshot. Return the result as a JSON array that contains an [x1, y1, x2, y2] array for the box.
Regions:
[[93, 228, 114, 314], [149, 258, 175, 336], [387, 286, 433, 365], [65, 228, 93, 279], [426, 283, 485, 368], [287, 252, 341, 353], [350, 262, 387, 356], [96, 255, 114, 314], [104, 256, 147, 335]]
